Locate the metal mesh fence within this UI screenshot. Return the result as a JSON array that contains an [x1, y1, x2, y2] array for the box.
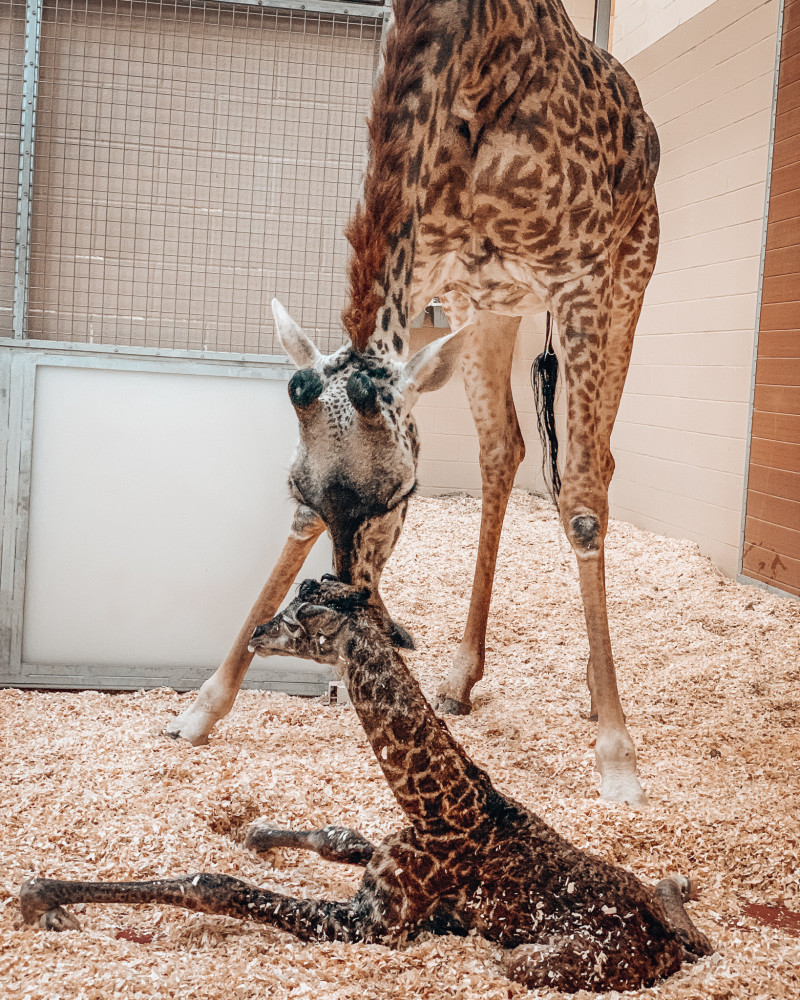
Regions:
[[15, 0, 381, 354], [0, 2, 25, 337]]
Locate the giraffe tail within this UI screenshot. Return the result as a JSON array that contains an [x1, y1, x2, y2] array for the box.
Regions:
[[531, 313, 561, 502]]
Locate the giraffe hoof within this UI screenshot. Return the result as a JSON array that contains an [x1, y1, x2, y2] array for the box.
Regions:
[[244, 821, 286, 854], [660, 874, 698, 902], [163, 712, 213, 746], [436, 696, 472, 716], [600, 774, 649, 808], [40, 907, 82, 932]]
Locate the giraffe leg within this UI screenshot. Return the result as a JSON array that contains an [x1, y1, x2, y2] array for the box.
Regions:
[[655, 876, 713, 959], [19, 873, 380, 943], [165, 504, 325, 745], [501, 933, 604, 992], [245, 822, 376, 866], [553, 256, 650, 806], [434, 312, 524, 714]]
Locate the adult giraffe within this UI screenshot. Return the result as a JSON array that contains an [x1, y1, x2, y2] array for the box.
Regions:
[[167, 0, 660, 806]]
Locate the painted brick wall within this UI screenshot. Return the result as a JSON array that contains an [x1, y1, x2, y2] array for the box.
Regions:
[[609, 0, 781, 576], [410, 313, 562, 497], [611, 0, 718, 63]]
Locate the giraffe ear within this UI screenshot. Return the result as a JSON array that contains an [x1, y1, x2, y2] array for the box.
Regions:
[[272, 298, 321, 369], [399, 325, 467, 398]]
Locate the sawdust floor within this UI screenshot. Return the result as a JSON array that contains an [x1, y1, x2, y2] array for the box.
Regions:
[[2, 491, 799, 1000]]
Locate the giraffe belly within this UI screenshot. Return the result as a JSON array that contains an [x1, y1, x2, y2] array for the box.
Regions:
[[434, 253, 550, 322]]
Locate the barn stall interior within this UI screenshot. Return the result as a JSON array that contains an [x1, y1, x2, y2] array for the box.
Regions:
[[1, 0, 799, 998]]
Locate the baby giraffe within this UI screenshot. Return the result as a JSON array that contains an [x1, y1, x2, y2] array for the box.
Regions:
[[20, 578, 711, 992]]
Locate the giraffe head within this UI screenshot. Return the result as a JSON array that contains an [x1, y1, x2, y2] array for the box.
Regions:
[[273, 299, 464, 593], [247, 576, 391, 664]]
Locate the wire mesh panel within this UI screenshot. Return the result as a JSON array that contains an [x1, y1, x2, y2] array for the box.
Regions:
[[0, 1, 25, 336], [26, 0, 381, 354]]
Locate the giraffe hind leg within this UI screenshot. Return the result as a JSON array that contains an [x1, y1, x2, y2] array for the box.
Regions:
[[245, 822, 376, 866]]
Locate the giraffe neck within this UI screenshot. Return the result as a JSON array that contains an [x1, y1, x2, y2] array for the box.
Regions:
[[339, 622, 511, 837], [341, 0, 458, 357], [345, 218, 417, 362]]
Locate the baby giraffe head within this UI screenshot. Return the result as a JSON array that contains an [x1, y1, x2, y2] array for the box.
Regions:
[[248, 576, 396, 665]]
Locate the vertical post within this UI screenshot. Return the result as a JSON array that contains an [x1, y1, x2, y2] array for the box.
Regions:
[[13, 0, 43, 340], [377, 0, 392, 69], [593, 0, 612, 51]]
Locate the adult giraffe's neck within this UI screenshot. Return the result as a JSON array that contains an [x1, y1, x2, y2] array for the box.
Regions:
[[343, 209, 417, 360], [341, 0, 455, 358], [339, 622, 514, 838]]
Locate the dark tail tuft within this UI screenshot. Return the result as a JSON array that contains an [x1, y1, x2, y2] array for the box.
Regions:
[[531, 314, 561, 502]]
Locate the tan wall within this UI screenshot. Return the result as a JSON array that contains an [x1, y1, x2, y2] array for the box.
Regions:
[[411, 313, 561, 496], [609, 0, 781, 576], [611, 0, 718, 63], [562, 0, 597, 39]]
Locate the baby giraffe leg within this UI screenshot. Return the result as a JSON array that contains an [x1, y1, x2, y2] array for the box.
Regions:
[[246, 822, 376, 866], [501, 933, 604, 993], [20, 873, 375, 943], [656, 876, 713, 959]]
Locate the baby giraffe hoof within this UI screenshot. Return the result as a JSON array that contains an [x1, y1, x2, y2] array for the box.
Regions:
[[658, 874, 698, 902], [389, 620, 416, 650], [244, 822, 286, 855], [39, 906, 82, 932], [436, 696, 472, 717]]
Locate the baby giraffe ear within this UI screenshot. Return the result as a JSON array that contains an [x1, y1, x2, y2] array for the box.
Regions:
[[399, 325, 468, 399], [272, 298, 321, 369]]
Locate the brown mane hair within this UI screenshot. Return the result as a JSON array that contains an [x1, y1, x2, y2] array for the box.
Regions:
[[341, 0, 438, 350]]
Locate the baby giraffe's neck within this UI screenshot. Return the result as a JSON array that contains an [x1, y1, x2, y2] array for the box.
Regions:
[[338, 622, 518, 839]]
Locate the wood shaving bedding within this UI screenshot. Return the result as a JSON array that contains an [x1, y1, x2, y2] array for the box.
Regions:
[[1, 490, 798, 999]]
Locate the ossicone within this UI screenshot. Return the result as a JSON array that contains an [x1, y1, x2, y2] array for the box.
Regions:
[[288, 369, 324, 410], [346, 371, 379, 417]]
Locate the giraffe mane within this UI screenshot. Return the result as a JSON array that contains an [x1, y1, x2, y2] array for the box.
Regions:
[[342, 0, 436, 350]]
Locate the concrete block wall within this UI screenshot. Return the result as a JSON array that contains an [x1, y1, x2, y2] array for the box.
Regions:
[[411, 313, 563, 497], [609, 0, 781, 575], [611, 0, 718, 63]]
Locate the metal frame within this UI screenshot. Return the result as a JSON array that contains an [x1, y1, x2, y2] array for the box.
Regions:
[[12, 0, 41, 340], [736, 0, 793, 599], [593, 0, 611, 50]]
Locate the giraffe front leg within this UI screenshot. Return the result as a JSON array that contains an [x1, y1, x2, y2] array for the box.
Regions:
[[165, 504, 325, 745], [501, 933, 606, 992], [20, 872, 375, 943], [435, 312, 524, 714], [246, 822, 377, 866]]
